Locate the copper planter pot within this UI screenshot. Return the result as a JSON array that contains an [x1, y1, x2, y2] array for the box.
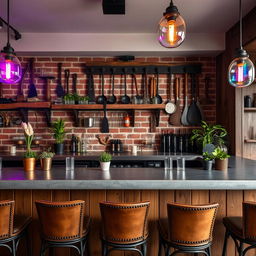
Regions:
[[215, 159, 228, 171], [40, 158, 52, 171], [23, 158, 36, 172]]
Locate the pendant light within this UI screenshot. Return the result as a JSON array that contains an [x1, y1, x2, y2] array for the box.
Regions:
[[158, 0, 186, 48], [228, 0, 255, 88], [0, 0, 22, 84]]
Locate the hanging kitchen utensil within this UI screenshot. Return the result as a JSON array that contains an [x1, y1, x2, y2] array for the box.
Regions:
[[16, 63, 29, 102], [165, 68, 176, 114], [101, 100, 109, 133], [150, 76, 155, 103], [97, 69, 107, 104], [56, 63, 65, 98], [143, 68, 150, 104], [72, 73, 77, 95], [107, 68, 117, 104], [169, 76, 182, 126], [120, 68, 131, 104], [195, 75, 204, 120], [132, 72, 143, 104], [154, 69, 163, 104], [181, 73, 189, 125], [39, 75, 55, 102], [64, 69, 70, 95], [27, 58, 38, 100], [87, 68, 96, 103], [187, 74, 202, 126]]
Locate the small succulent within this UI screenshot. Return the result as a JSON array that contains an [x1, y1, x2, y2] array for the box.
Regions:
[[99, 152, 112, 162], [212, 147, 230, 160], [202, 152, 215, 161], [38, 150, 55, 159]]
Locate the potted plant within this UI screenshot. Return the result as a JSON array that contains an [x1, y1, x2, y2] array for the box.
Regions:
[[39, 149, 55, 171], [52, 119, 66, 155], [202, 152, 215, 171], [212, 147, 230, 171], [191, 121, 227, 153], [99, 152, 112, 171], [21, 122, 37, 171]]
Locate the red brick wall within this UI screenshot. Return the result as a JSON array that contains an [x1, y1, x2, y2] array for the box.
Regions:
[[0, 56, 216, 153]]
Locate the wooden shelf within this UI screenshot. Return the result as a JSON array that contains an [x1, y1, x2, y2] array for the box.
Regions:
[[244, 139, 256, 143], [51, 104, 166, 110], [244, 108, 256, 112], [0, 102, 51, 110]]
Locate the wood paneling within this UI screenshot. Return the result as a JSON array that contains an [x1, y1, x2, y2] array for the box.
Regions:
[[1, 189, 254, 256]]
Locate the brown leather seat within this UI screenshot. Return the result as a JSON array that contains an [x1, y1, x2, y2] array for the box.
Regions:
[[0, 200, 31, 255], [159, 202, 219, 256], [222, 201, 256, 256], [35, 200, 90, 256], [100, 201, 150, 256]]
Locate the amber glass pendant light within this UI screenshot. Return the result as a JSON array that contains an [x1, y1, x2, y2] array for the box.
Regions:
[[0, 0, 22, 84], [158, 0, 186, 48], [228, 0, 255, 88]]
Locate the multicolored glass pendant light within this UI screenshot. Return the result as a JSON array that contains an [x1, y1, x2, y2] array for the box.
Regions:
[[0, 0, 22, 84], [158, 0, 186, 48], [228, 0, 255, 88]]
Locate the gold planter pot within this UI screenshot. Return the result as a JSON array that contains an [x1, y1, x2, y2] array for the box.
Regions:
[[23, 158, 36, 172], [215, 158, 228, 171], [40, 158, 52, 171]]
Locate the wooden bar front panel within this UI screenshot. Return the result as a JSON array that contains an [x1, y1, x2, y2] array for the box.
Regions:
[[0, 189, 250, 256]]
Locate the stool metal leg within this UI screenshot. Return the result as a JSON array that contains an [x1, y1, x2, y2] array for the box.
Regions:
[[222, 229, 230, 256], [238, 242, 243, 256], [12, 239, 16, 256], [142, 242, 147, 256], [158, 238, 162, 256]]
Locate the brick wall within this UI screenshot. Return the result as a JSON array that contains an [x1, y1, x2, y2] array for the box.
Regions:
[[0, 56, 216, 153]]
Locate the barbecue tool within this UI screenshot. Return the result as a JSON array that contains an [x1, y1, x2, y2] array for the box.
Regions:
[[97, 69, 107, 104], [107, 68, 117, 104], [132, 72, 143, 104], [101, 100, 109, 133], [72, 73, 77, 95], [55, 63, 65, 98], [27, 58, 38, 100], [120, 68, 130, 104], [154, 69, 162, 104], [64, 69, 70, 95], [181, 73, 189, 125]]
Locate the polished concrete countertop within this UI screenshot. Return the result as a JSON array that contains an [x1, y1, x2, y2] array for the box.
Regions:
[[0, 156, 256, 190]]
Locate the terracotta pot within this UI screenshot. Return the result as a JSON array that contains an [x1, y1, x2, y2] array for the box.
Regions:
[[215, 158, 228, 171], [23, 158, 36, 172], [100, 162, 110, 171], [40, 158, 52, 171]]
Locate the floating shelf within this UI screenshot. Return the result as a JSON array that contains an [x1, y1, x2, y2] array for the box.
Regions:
[[0, 102, 51, 109], [244, 139, 256, 143], [51, 104, 165, 110], [244, 108, 256, 112]]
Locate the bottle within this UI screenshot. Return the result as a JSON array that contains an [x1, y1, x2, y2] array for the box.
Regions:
[[70, 134, 77, 153], [76, 135, 81, 153], [124, 114, 130, 127]]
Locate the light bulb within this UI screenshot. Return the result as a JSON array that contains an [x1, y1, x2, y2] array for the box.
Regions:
[[158, 1, 186, 48], [0, 51, 22, 84], [228, 55, 255, 88]]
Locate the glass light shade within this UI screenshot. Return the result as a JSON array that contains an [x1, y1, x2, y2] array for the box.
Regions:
[[0, 52, 22, 84], [228, 56, 255, 88], [158, 13, 186, 48]]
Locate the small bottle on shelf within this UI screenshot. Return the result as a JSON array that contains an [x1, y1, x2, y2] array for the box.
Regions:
[[124, 114, 130, 127], [70, 134, 77, 153]]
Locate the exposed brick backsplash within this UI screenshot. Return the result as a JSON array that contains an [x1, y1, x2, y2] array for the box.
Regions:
[[0, 56, 216, 153]]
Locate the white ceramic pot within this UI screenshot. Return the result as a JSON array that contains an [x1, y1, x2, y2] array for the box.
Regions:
[[100, 162, 110, 171]]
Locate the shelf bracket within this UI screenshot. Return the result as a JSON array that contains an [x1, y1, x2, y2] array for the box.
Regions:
[[152, 109, 160, 127], [19, 108, 28, 123], [73, 110, 80, 127], [43, 109, 52, 127]]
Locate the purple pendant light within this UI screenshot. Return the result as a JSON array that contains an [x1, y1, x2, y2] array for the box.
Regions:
[[0, 0, 21, 84], [228, 0, 255, 88]]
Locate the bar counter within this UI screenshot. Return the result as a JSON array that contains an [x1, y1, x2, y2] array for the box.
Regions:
[[0, 156, 255, 190], [0, 156, 255, 256]]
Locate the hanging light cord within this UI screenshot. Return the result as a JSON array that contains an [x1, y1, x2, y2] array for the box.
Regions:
[[239, 0, 243, 49], [7, 0, 10, 46]]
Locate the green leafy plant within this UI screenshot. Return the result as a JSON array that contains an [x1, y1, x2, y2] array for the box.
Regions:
[[99, 152, 112, 162], [202, 152, 215, 161], [38, 149, 55, 159], [52, 119, 66, 144], [191, 121, 227, 150], [212, 147, 230, 160], [24, 151, 37, 159]]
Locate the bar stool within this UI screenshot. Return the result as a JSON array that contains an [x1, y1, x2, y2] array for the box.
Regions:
[[158, 202, 219, 256], [222, 201, 256, 256], [99, 201, 150, 256], [0, 200, 32, 256], [35, 200, 90, 256]]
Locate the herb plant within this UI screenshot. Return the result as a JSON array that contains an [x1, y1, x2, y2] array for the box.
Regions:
[[99, 152, 112, 162], [52, 119, 66, 144], [212, 147, 230, 160]]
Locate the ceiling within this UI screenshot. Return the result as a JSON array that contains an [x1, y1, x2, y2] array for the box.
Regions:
[[0, 0, 255, 34]]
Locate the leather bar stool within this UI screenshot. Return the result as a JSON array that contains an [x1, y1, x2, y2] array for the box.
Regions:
[[35, 200, 90, 256], [158, 202, 219, 256], [222, 201, 256, 256], [99, 201, 150, 256], [0, 200, 32, 256]]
